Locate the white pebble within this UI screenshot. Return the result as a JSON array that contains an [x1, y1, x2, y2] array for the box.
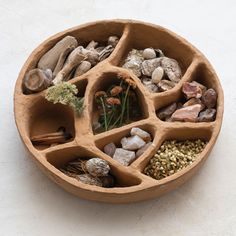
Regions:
[[121, 135, 146, 151], [143, 48, 156, 59], [130, 127, 151, 142], [113, 148, 136, 166], [151, 66, 164, 84]]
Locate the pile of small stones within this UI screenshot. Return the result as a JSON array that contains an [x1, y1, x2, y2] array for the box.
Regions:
[[157, 81, 217, 122], [61, 157, 115, 187], [103, 127, 152, 166], [122, 48, 182, 93], [144, 139, 207, 180], [23, 35, 119, 94]]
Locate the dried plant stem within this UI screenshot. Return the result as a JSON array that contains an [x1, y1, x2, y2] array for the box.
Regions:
[[100, 97, 108, 131], [120, 84, 130, 125]]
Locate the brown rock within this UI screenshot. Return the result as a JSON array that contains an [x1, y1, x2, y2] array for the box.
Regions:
[[198, 108, 216, 122], [136, 142, 152, 158], [104, 143, 116, 157], [202, 88, 217, 108], [171, 104, 201, 122], [182, 82, 202, 99], [157, 103, 177, 120], [183, 98, 205, 110]]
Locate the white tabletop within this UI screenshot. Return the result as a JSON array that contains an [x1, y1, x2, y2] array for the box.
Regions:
[[0, 0, 235, 235]]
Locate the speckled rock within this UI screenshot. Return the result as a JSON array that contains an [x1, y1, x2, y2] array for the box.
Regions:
[[113, 148, 136, 166], [121, 135, 146, 151], [130, 127, 151, 142]]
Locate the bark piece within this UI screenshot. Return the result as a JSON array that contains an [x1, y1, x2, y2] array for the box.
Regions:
[[52, 53, 86, 84], [74, 61, 92, 77], [86, 40, 98, 50], [108, 36, 119, 47], [99, 45, 114, 61], [171, 104, 201, 122], [38, 36, 78, 71], [23, 68, 52, 93]]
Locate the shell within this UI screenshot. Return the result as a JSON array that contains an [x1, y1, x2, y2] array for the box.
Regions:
[[85, 158, 110, 177], [141, 58, 162, 76], [151, 66, 164, 84], [161, 57, 182, 82]]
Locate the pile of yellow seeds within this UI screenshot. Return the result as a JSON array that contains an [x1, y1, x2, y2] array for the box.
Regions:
[[144, 139, 207, 180]]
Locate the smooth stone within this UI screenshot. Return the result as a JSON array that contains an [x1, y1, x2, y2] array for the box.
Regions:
[[198, 108, 216, 122], [103, 142, 116, 157], [113, 148, 136, 166], [136, 142, 152, 158], [171, 104, 201, 122], [157, 102, 177, 120], [143, 48, 156, 59], [130, 127, 151, 142], [151, 66, 164, 84], [182, 82, 202, 99], [202, 88, 217, 108], [121, 135, 146, 151]]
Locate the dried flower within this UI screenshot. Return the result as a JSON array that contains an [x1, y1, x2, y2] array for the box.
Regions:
[[45, 82, 84, 115], [110, 86, 123, 96], [95, 91, 107, 98], [118, 73, 136, 89], [106, 97, 121, 106]]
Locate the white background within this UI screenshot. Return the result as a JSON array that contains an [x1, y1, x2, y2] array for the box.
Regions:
[[1, 0, 236, 235]]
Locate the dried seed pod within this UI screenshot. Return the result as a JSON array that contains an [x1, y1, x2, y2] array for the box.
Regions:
[[151, 66, 164, 84], [161, 57, 182, 83], [141, 58, 162, 76], [74, 61, 92, 77], [38, 35, 78, 71], [143, 48, 156, 59], [158, 80, 176, 91], [105, 97, 121, 105], [76, 174, 103, 187], [110, 86, 123, 96], [85, 158, 110, 177], [108, 36, 119, 47], [23, 68, 52, 93]]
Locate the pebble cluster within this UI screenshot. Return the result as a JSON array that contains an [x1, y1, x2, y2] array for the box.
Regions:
[[144, 139, 207, 180], [122, 48, 182, 93], [157, 81, 217, 122], [104, 127, 152, 166]]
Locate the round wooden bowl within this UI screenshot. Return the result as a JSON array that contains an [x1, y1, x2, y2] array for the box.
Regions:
[[14, 20, 224, 203]]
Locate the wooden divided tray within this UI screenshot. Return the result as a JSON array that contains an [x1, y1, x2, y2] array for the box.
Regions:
[[14, 20, 224, 203]]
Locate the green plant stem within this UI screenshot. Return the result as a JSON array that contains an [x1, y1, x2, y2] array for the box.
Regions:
[[107, 105, 115, 128], [100, 97, 108, 131], [120, 84, 130, 125]]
